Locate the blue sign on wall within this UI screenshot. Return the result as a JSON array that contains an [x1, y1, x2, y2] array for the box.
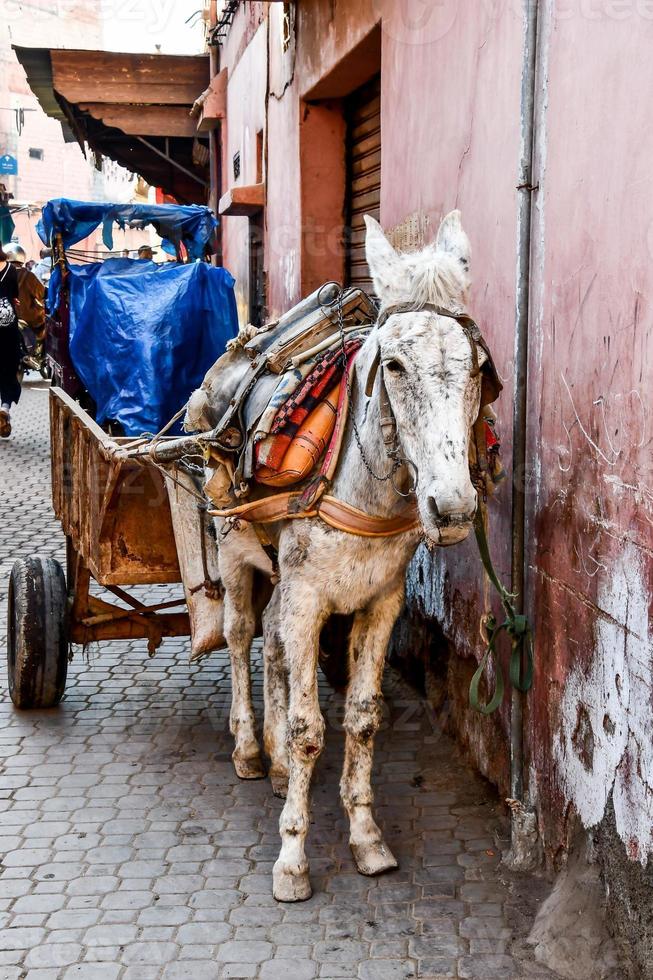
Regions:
[[0, 155, 18, 176]]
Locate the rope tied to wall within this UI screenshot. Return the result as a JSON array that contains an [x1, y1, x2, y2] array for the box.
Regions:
[[469, 506, 534, 715]]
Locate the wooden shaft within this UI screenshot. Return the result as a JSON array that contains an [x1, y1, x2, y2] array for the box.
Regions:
[[70, 612, 190, 644]]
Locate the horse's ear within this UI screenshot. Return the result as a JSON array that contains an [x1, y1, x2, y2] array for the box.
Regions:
[[435, 210, 471, 279], [364, 215, 400, 300]]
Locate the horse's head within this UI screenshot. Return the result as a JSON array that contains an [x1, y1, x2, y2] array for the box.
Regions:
[[365, 211, 492, 547]]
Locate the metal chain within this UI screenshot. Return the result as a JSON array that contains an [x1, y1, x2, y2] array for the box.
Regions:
[[333, 286, 406, 488]]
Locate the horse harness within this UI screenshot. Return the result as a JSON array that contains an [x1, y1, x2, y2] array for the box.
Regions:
[[210, 300, 502, 539], [208, 300, 532, 715]]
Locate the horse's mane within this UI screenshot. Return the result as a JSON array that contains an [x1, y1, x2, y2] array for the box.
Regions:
[[402, 247, 469, 311], [375, 246, 469, 313]]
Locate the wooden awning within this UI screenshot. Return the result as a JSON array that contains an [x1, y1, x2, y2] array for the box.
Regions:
[[12, 45, 210, 204]]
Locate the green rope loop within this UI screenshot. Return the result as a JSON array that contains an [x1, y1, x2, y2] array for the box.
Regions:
[[469, 510, 534, 714]]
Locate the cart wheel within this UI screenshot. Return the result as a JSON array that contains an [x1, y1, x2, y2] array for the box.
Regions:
[[7, 557, 68, 709]]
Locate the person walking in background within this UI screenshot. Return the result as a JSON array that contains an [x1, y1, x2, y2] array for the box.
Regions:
[[5, 245, 47, 373], [32, 247, 53, 285], [0, 245, 22, 438]]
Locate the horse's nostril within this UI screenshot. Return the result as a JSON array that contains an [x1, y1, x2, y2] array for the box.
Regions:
[[426, 492, 476, 526]]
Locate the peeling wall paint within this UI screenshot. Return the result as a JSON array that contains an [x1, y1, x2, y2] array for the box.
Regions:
[[555, 544, 653, 864], [526, 3, 653, 880]]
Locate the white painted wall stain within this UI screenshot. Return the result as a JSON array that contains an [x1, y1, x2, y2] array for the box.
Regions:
[[282, 249, 297, 310], [555, 543, 653, 864]]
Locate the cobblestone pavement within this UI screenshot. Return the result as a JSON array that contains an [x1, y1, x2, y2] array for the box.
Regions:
[[0, 383, 560, 980]]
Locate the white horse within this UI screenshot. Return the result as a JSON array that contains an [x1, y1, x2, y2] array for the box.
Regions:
[[195, 211, 490, 901]]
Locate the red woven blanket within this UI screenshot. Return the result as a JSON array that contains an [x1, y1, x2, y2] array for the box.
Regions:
[[255, 338, 363, 474]]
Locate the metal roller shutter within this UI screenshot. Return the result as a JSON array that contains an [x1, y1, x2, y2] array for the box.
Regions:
[[345, 74, 381, 293]]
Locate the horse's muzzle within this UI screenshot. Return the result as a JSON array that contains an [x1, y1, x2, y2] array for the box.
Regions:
[[420, 500, 475, 546]]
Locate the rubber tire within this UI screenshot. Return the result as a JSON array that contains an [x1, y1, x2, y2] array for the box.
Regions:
[[7, 556, 68, 709]]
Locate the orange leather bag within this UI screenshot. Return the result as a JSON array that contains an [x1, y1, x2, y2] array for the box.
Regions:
[[255, 383, 340, 487]]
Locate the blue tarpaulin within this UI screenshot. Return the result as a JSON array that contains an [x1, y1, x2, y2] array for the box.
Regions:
[[66, 258, 237, 436], [36, 197, 236, 437], [38, 198, 216, 258]]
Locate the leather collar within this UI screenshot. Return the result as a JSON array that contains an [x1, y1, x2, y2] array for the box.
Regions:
[[209, 491, 419, 538]]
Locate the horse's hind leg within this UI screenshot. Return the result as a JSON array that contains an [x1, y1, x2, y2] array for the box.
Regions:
[[262, 588, 289, 798], [340, 584, 404, 876], [223, 564, 265, 779], [273, 587, 328, 902]]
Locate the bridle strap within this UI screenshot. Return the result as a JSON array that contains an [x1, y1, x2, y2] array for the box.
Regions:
[[377, 301, 467, 328], [376, 302, 481, 375], [378, 374, 397, 452], [367, 304, 483, 399], [365, 304, 484, 486], [375, 302, 504, 409]]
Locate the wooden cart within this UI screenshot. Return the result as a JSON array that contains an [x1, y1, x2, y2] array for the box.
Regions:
[[6, 388, 197, 709]]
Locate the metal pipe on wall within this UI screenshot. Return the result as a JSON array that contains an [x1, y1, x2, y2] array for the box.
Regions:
[[208, 0, 223, 265], [511, 0, 539, 818]]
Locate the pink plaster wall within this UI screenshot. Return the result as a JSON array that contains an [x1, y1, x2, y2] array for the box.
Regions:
[[380, 3, 523, 784], [266, 1, 302, 318], [220, 0, 380, 321], [526, 4, 653, 863], [221, 18, 268, 323], [215, 0, 653, 873], [0, 4, 98, 219]]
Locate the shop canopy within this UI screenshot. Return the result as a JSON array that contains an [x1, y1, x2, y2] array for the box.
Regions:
[[12, 46, 210, 204]]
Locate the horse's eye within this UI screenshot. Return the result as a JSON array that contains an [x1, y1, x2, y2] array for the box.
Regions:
[[384, 359, 405, 375]]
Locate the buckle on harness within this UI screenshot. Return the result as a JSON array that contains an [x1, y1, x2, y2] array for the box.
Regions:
[[220, 515, 243, 537]]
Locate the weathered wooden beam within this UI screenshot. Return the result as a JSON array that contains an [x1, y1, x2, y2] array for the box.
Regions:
[[219, 183, 265, 216], [78, 103, 196, 138], [51, 50, 208, 106], [136, 136, 208, 187], [70, 612, 191, 643]]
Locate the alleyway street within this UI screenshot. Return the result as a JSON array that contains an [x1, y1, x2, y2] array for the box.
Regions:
[[0, 383, 559, 979]]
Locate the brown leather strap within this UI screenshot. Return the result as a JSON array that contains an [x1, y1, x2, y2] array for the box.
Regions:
[[378, 374, 397, 453], [317, 496, 418, 537], [376, 301, 464, 328], [364, 346, 381, 397], [211, 491, 310, 523], [209, 492, 418, 538]]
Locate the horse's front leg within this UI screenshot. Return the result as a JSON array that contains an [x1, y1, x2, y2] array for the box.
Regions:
[[222, 564, 265, 779], [273, 585, 328, 902], [341, 583, 404, 876], [261, 588, 289, 798]]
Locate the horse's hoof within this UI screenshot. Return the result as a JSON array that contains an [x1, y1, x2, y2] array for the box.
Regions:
[[351, 839, 398, 877], [269, 769, 289, 799], [273, 861, 312, 902], [232, 750, 266, 780]]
